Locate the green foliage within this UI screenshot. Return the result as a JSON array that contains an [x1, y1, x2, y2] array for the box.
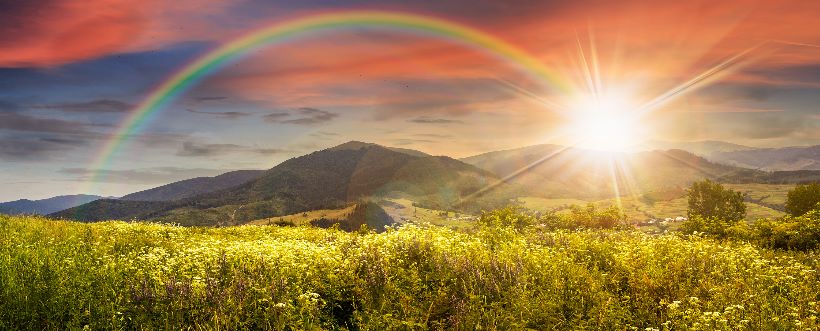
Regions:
[[687, 180, 746, 222], [565, 203, 627, 229], [479, 204, 626, 231], [2, 214, 818, 330], [477, 206, 537, 230], [785, 183, 820, 216], [749, 208, 820, 250], [680, 215, 741, 238]]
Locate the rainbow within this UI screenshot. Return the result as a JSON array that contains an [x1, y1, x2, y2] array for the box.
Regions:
[[85, 10, 568, 192]]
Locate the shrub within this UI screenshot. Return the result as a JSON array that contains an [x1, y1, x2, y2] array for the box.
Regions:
[[686, 179, 746, 221], [565, 203, 626, 229], [750, 208, 820, 250], [680, 215, 741, 238], [477, 206, 537, 231], [785, 183, 820, 216]]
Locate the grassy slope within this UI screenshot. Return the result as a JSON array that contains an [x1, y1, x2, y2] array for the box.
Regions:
[[1, 215, 817, 330], [519, 183, 790, 221], [248, 205, 357, 226]]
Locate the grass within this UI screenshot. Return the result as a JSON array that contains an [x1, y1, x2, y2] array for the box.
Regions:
[[725, 183, 794, 206], [518, 183, 791, 222], [378, 198, 475, 230], [1, 214, 818, 330], [249, 205, 357, 226]]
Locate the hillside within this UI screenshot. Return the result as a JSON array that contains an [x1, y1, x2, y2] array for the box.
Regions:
[[645, 140, 755, 156], [461, 145, 773, 199], [310, 201, 396, 232], [709, 145, 820, 171], [120, 170, 265, 201], [54, 142, 503, 225], [0, 194, 104, 215], [3, 214, 817, 329]]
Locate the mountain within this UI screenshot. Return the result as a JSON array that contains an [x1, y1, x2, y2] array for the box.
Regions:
[[646, 141, 820, 172], [645, 140, 756, 156], [709, 145, 820, 171], [461, 145, 787, 199], [330, 140, 432, 157], [120, 170, 265, 201], [53, 142, 503, 225], [0, 195, 104, 215]]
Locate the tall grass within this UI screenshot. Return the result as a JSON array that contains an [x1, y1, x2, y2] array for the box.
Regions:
[[1, 214, 818, 330]]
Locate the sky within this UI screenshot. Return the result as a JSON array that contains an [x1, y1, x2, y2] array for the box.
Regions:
[[1, 0, 819, 201]]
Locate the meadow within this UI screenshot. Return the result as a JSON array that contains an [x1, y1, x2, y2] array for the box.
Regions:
[[520, 183, 792, 222], [2, 214, 818, 330]]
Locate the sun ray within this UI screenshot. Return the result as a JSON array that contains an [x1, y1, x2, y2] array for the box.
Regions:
[[635, 43, 767, 117]]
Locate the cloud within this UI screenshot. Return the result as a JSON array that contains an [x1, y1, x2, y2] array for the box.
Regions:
[[195, 96, 228, 101], [727, 113, 811, 140], [264, 107, 338, 125], [408, 117, 463, 124], [310, 131, 339, 137], [177, 141, 288, 157], [0, 112, 103, 134], [684, 107, 785, 113], [58, 166, 234, 184], [0, 136, 87, 161], [262, 112, 290, 121], [185, 108, 252, 119], [0, 0, 239, 67], [392, 138, 435, 146], [0, 0, 146, 67], [34, 99, 132, 112], [413, 133, 454, 138]]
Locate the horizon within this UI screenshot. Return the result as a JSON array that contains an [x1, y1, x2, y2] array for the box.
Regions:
[[2, 0, 819, 201], [2, 138, 817, 201]]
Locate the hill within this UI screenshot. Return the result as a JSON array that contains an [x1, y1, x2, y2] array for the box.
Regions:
[[645, 140, 755, 156], [120, 170, 265, 201], [461, 145, 795, 199], [54, 142, 503, 225], [3, 214, 817, 329], [0, 194, 104, 215], [709, 145, 820, 171]]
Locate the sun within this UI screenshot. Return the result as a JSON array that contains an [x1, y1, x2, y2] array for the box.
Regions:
[[566, 91, 643, 152]]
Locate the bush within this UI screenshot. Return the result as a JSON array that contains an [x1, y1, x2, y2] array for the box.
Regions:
[[564, 203, 626, 229], [477, 206, 537, 231], [680, 215, 741, 238], [750, 208, 820, 250], [686, 179, 746, 221], [785, 183, 820, 216]]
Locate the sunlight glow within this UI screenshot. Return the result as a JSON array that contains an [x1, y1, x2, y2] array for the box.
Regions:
[[568, 92, 642, 152]]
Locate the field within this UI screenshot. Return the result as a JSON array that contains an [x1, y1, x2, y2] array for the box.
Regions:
[[520, 183, 791, 222], [2, 214, 818, 330], [249, 205, 357, 226]]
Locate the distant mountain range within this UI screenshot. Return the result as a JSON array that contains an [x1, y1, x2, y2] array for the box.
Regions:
[[36, 140, 820, 225], [647, 140, 756, 156], [461, 144, 768, 199], [53, 141, 503, 225], [0, 195, 105, 215], [120, 170, 265, 201], [709, 145, 820, 171], [649, 140, 820, 171]]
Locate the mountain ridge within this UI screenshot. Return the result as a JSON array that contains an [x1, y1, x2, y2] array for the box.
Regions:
[[52, 141, 503, 225], [0, 194, 105, 215]]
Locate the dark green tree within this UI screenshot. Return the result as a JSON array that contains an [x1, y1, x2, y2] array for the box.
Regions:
[[686, 179, 746, 222], [785, 183, 820, 216]]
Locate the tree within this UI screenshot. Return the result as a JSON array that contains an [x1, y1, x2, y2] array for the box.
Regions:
[[686, 180, 746, 222], [785, 183, 820, 216]]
